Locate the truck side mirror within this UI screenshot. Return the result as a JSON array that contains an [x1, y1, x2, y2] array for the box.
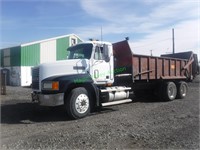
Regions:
[[103, 44, 110, 62]]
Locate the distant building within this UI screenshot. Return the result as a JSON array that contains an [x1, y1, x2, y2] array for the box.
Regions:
[[0, 34, 83, 86]]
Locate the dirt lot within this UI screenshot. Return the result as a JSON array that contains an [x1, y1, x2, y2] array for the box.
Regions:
[[1, 76, 199, 149]]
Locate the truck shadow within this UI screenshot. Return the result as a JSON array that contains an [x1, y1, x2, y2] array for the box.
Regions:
[[1, 103, 71, 124], [1, 92, 169, 125], [132, 97, 164, 103], [130, 93, 166, 103], [0, 102, 117, 124], [1, 97, 166, 124]]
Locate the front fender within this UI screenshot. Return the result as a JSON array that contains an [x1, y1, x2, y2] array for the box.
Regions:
[[41, 74, 94, 94]]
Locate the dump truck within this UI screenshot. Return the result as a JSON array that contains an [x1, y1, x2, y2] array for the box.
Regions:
[[31, 39, 198, 119]]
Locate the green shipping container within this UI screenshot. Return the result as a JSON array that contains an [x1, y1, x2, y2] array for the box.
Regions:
[[21, 44, 40, 66], [56, 37, 70, 60], [10, 46, 21, 66]]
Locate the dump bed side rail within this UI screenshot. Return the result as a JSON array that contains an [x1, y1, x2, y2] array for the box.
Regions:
[[132, 54, 190, 81]]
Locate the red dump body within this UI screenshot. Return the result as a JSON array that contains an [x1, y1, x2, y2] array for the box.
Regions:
[[113, 40, 196, 81]]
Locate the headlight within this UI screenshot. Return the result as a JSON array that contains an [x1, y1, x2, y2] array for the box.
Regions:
[[42, 81, 59, 90]]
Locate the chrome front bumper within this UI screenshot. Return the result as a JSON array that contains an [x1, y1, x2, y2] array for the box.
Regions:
[[32, 92, 64, 106]]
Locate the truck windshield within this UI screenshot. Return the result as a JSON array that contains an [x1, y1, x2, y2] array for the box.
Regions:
[[67, 44, 93, 59]]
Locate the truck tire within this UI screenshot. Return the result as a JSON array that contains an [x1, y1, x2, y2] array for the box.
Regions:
[[176, 81, 188, 99], [65, 87, 90, 119], [163, 82, 177, 101]]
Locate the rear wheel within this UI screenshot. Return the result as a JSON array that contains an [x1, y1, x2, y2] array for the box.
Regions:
[[65, 87, 90, 119], [163, 82, 177, 101], [176, 81, 188, 99]]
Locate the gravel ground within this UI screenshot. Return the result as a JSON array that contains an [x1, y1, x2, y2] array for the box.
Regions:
[[1, 76, 199, 149]]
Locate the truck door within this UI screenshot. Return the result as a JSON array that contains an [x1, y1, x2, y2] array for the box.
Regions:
[[91, 44, 114, 85]]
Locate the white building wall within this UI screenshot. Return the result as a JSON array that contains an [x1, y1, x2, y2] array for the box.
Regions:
[[40, 40, 56, 64], [4, 66, 33, 86], [21, 66, 32, 86]]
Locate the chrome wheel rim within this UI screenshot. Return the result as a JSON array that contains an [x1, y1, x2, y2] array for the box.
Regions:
[[168, 86, 175, 99], [75, 94, 89, 114], [181, 84, 187, 97]]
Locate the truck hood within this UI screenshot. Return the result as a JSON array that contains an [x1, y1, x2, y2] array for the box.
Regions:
[[39, 59, 89, 81]]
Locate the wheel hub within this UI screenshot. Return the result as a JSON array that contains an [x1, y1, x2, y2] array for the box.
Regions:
[[181, 85, 187, 96], [169, 87, 175, 98], [75, 94, 89, 114]]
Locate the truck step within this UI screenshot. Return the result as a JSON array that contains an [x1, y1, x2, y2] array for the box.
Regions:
[[101, 99, 132, 107], [101, 86, 131, 93]]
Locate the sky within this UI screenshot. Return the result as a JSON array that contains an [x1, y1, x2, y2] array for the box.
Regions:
[[0, 0, 199, 59]]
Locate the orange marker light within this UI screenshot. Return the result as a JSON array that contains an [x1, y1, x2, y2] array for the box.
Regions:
[[52, 82, 59, 90]]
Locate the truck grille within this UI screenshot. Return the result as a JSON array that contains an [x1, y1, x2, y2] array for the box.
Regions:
[[32, 67, 39, 90]]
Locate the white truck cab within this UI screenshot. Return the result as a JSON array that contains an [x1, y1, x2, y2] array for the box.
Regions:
[[32, 41, 129, 119]]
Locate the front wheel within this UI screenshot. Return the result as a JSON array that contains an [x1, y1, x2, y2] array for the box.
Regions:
[[65, 87, 90, 119]]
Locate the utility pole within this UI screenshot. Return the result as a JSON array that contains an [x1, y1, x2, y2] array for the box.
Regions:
[[150, 50, 153, 56], [101, 26, 103, 41], [172, 28, 175, 54]]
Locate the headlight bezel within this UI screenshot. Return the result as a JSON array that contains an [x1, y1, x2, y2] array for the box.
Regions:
[[42, 81, 59, 91]]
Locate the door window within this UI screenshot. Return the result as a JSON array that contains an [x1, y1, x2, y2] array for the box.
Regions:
[[94, 46, 104, 60]]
